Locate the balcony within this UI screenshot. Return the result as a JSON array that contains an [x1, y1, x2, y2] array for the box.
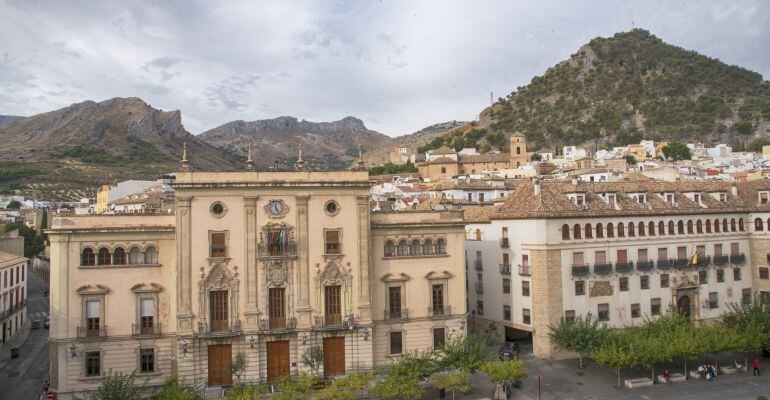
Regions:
[[637, 260, 654, 271], [500, 238, 510, 248], [257, 243, 297, 258], [615, 261, 634, 273], [475, 282, 484, 294], [674, 258, 690, 268], [474, 260, 483, 271], [132, 323, 162, 336], [384, 309, 409, 320], [713, 255, 729, 266], [428, 306, 452, 317], [499, 263, 512, 275], [571, 264, 590, 277], [594, 263, 613, 276], [315, 314, 357, 329], [77, 325, 107, 339], [198, 319, 241, 335], [694, 256, 711, 269], [261, 316, 297, 331], [656, 259, 673, 269], [730, 253, 746, 264], [517, 264, 530, 276]]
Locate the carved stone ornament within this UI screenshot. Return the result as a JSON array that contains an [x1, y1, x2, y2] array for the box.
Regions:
[[267, 261, 287, 284], [589, 280, 613, 297]]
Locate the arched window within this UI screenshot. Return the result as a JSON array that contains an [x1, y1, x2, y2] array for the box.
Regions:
[[715, 219, 721, 233], [397, 240, 408, 256], [677, 221, 685, 234], [584, 223, 593, 239], [128, 247, 142, 264], [638, 222, 645, 237], [144, 246, 158, 264], [722, 219, 728, 232], [113, 247, 126, 265], [658, 221, 665, 235], [687, 220, 693, 234], [696, 220, 703, 234], [475, 229, 482, 241], [384, 241, 395, 257], [410, 240, 421, 256], [81, 248, 95, 266], [618, 223, 625, 237], [97, 247, 111, 265], [436, 239, 447, 254], [706, 219, 712, 233], [516, 146, 521, 155], [756, 218, 764, 232], [562, 224, 570, 240], [607, 223, 615, 238], [596, 223, 604, 238], [731, 218, 737, 232], [573, 224, 582, 239], [627, 222, 635, 237], [739, 218, 745, 231], [668, 221, 675, 235], [423, 239, 434, 255], [648, 221, 655, 236]]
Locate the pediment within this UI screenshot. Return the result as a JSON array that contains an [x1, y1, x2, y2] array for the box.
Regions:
[[380, 272, 411, 282], [130, 283, 164, 293], [76, 284, 111, 295], [425, 270, 453, 280]]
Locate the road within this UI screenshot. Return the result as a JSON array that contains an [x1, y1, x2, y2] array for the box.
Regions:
[[0, 272, 50, 400]]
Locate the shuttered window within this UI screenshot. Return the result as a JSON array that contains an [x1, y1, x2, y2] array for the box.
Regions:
[[325, 230, 340, 254], [211, 232, 227, 258], [389, 331, 403, 355]]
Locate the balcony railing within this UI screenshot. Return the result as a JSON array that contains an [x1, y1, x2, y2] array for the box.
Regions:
[[571, 264, 590, 277], [517, 265, 530, 276], [657, 259, 673, 269], [77, 325, 108, 338], [474, 260, 483, 271], [384, 309, 409, 320], [428, 306, 452, 317], [730, 253, 746, 264], [315, 314, 357, 328], [261, 316, 297, 331], [694, 256, 711, 268], [499, 263, 512, 275], [615, 261, 634, 273], [637, 260, 654, 271], [132, 323, 162, 336], [257, 243, 297, 258], [0, 301, 25, 320], [674, 258, 690, 268], [594, 263, 613, 275], [500, 238, 510, 248], [713, 255, 729, 265], [198, 319, 241, 334], [475, 282, 484, 294]]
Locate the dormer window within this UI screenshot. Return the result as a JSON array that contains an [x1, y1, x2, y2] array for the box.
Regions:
[[569, 194, 585, 206], [710, 192, 727, 203], [693, 193, 701, 204], [659, 192, 675, 205], [603, 193, 616, 207], [630, 193, 646, 204], [760, 191, 769, 205]]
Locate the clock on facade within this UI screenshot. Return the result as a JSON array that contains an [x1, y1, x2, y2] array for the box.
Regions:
[[264, 200, 288, 218]]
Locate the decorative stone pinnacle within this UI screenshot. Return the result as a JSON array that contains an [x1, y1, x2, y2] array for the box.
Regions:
[[356, 144, 366, 170], [295, 142, 307, 170], [246, 142, 255, 170], [180, 142, 190, 170]]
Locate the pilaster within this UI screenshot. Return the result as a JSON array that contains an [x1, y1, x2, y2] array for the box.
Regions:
[[244, 196, 260, 328], [356, 195, 372, 321], [530, 248, 564, 358], [176, 196, 193, 332], [296, 195, 312, 327]]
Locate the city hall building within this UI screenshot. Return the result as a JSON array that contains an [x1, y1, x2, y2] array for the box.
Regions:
[[47, 165, 466, 398], [466, 178, 770, 358]]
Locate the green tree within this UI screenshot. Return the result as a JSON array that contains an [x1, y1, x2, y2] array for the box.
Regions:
[[435, 333, 489, 374], [661, 141, 692, 161], [480, 359, 527, 385], [230, 352, 248, 386], [223, 383, 269, 400], [370, 352, 431, 399], [3, 223, 45, 258], [624, 155, 637, 165], [301, 345, 324, 376], [734, 120, 754, 135], [153, 377, 201, 400], [592, 332, 638, 388], [319, 371, 373, 400], [5, 200, 21, 209], [274, 373, 317, 400], [549, 312, 607, 368], [430, 370, 471, 400], [88, 370, 144, 400], [530, 153, 542, 161]]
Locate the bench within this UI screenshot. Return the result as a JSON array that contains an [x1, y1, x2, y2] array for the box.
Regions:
[[624, 377, 654, 388], [657, 373, 686, 383], [720, 366, 739, 375], [689, 370, 702, 379]]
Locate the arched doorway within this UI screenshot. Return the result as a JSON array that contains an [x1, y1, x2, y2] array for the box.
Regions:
[[678, 295, 691, 318]]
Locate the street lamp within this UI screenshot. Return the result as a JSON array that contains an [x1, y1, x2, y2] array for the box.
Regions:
[[180, 340, 188, 356], [361, 327, 369, 342], [248, 336, 256, 349], [69, 344, 77, 358]]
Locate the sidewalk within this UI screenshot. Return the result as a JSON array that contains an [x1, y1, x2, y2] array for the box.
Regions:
[[0, 318, 32, 370]]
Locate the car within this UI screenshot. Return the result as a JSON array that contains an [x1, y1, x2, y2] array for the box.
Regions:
[[44, 316, 50, 329], [498, 342, 520, 360]]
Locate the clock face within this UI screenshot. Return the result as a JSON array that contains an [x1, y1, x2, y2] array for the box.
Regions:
[[267, 200, 284, 216]]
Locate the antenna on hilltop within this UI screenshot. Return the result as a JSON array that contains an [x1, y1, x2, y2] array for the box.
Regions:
[[490, 91, 493, 105], [631, 21, 635, 30]]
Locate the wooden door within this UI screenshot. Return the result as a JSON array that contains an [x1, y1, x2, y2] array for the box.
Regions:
[[266, 340, 290, 381], [324, 285, 342, 325], [323, 337, 345, 376], [210, 290, 229, 332], [268, 288, 286, 329], [207, 344, 232, 386]]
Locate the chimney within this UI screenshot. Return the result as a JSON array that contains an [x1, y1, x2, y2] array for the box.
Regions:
[[533, 178, 541, 195]]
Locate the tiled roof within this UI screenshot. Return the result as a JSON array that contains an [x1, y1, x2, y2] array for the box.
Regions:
[[426, 157, 457, 164], [432, 146, 456, 155], [458, 153, 509, 163]]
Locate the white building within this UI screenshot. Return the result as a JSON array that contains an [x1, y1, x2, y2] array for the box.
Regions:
[[0, 251, 28, 344]]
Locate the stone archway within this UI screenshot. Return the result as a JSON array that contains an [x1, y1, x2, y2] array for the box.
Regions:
[[677, 295, 691, 318]]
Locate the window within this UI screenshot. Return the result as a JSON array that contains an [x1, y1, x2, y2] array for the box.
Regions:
[[440, 167, 446, 174], [575, 280, 585, 296], [607, 223, 615, 238], [268, 288, 285, 329], [140, 298, 155, 334], [617, 223, 625, 237], [657, 247, 668, 261], [734, 268, 742, 281], [716, 269, 724, 283], [760, 267, 769, 280], [436, 239, 446, 254], [708, 292, 718, 309], [211, 290, 230, 331], [503, 305, 511, 321], [585, 223, 593, 238], [648, 221, 655, 236], [325, 200, 339, 216], [731, 219, 737, 232], [325, 230, 340, 254], [409, 240, 420, 256], [706, 219, 712, 233], [638, 222, 645, 236], [81, 248, 95, 266], [86, 300, 101, 336], [640, 275, 649, 289], [631, 303, 641, 318], [562, 224, 570, 240], [384, 241, 395, 257], [431, 284, 445, 315], [658, 221, 665, 235], [397, 240, 408, 256], [85, 351, 101, 377], [638, 248, 648, 261], [476, 300, 484, 315], [617, 249, 628, 263], [668, 221, 675, 235], [388, 287, 402, 318], [140, 348, 155, 373], [521, 281, 530, 297], [687, 220, 694, 234], [660, 274, 669, 288], [521, 254, 529, 267], [113, 247, 126, 265], [474, 229, 482, 240], [699, 270, 707, 284], [128, 247, 142, 264], [422, 239, 433, 255], [731, 243, 740, 255], [210, 232, 227, 258], [595, 251, 607, 264], [715, 219, 721, 233], [389, 331, 403, 355], [502, 278, 511, 294], [619, 277, 629, 291], [144, 246, 158, 264], [325, 285, 342, 325], [596, 223, 604, 238], [433, 328, 445, 349], [756, 218, 765, 231], [572, 252, 585, 266], [761, 191, 769, 204], [564, 310, 576, 322], [597, 303, 609, 321], [628, 222, 635, 237], [573, 224, 582, 239], [677, 246, 687, 260], [678, 221, 685, 234], [522, 308, 531, 325], [714, 244, 723, 256], [97, 248, 111, 265], [742, 288, 752, 304], [651, 298, 661, 315], [739, 218, 745, 231]]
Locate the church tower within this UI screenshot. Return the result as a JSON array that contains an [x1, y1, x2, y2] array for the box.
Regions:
[[509, 132, 528, 168]]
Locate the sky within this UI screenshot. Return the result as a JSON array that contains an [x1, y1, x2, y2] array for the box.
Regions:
[[0, 1, 768, 136]]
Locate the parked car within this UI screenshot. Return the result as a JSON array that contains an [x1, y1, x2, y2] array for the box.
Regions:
[[498, 342, 520, 360], [44, 316, 50, 329]]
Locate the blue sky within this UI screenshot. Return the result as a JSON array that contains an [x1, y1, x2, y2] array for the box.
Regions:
[[0, 0, 768, 136]]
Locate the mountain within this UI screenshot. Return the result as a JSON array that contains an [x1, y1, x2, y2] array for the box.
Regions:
[[362, 120, 469, 166], [198, 116, 391, 169], [0, 97, 240, 199], [0, 115, 24, 127], [425, 29, 770, 154]]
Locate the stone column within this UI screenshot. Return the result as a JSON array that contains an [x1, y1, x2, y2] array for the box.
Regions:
[[356, 195, 371, 321], [176, 196, 193, 332], [295, 195, 311, 326], [244, 196, 260, 328], [530, 247, 564, 358]]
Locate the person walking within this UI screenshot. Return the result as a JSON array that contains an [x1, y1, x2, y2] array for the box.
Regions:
[[753, 358, 761, 376]]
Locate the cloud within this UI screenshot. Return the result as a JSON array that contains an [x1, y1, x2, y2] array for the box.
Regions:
[[142, 56, 183, 81]]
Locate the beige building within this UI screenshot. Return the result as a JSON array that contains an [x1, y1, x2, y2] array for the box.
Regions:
[[417, 133, 529, 181], [48, 168, 466, 398], [1, 250, 28, 344]]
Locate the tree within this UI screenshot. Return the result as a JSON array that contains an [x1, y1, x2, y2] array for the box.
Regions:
[[301, 345, 324, 376], [436, 334, 489, 375], [5, 200, 20, 209], [153, 377, 201, 400], [88, 370, 144, 400], [430, 370, 470, 400], [223, 383, 269, 400], [661, 141, 691, 161], [592, 332, 637, 388], [624, 155, 637, 165], [530, 153, 542, 161], [723, 296, 770, 354], [229, 352, 248, 386], [734, 120, 754, 135], [274, 373, 317, 400], [480, 360, 527, 385], [549, 313, 607, 368], [370, 352, 431, 399]]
